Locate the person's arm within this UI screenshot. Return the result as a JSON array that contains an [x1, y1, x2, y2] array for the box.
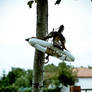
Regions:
[[61, 40, 67, 50], [40, 32, 53, 40]]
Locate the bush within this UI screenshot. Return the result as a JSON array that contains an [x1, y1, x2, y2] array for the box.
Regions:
[[19, 87, 32, 92], [43, 87, 62, 92], [43, 89, 54, 92], [0, 86, 18, 92]]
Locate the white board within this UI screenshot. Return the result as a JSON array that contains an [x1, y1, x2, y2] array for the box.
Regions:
[[27, 38, 75, 62]]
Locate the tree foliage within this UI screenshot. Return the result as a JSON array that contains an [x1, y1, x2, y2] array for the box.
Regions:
[[44, 62, 78, 89], [27, 0, 62, 9], [0, 63, 77, 88], [58, 62, 78, 87], [0, 67, 31, 88], [27, 0, 34, 8], [88, 65, 92, 69]]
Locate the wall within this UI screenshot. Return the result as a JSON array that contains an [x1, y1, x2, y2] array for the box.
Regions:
[[62, 86, 70, 92], [75, 78, 92, 92], [63, 78, 92, 92]]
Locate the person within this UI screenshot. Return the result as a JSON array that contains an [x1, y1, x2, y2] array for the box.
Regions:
[[42, 25, 67, 60], [42, 25, 67, 50]]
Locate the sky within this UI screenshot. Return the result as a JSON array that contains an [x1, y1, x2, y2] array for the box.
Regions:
[[0, 0, 92, 76]]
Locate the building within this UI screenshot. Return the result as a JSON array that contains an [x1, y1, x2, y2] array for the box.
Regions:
[[63, 67, 92, 92], [46, 67, 92, 92], [74, 68, 92, 92]]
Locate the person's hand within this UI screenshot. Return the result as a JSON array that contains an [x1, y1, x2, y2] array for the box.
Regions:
[[31, 37, 36, 38]]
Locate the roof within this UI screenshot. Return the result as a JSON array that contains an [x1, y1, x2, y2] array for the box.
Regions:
[[73, 68, 92, 78]]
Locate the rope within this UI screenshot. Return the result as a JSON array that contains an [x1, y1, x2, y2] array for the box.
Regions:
[[44, 55, 49, 64]]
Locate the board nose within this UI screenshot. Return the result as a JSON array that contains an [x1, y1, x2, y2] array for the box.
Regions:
[[25, 38, 30, 41], [28, 38, 37, 46]]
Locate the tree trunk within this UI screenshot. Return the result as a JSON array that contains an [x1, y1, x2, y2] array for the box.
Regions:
[[32, 0, 48, 92]]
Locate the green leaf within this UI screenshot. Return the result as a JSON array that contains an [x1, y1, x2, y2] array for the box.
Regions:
[[27, 0, 34, 8], [55, 0, 61, 5]]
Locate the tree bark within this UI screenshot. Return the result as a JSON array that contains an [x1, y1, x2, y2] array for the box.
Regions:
[[32, 0, 48, 92]]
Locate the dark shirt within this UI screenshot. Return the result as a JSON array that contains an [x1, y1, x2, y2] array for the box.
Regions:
[[44, 31, 66, 50], [47, 31, 65, 43]]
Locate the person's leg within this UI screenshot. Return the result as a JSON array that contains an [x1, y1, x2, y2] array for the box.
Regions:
[[53, 41, 63, 51]]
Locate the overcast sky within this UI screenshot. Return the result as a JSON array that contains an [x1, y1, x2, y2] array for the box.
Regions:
[[0, 0, 92, 76]]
